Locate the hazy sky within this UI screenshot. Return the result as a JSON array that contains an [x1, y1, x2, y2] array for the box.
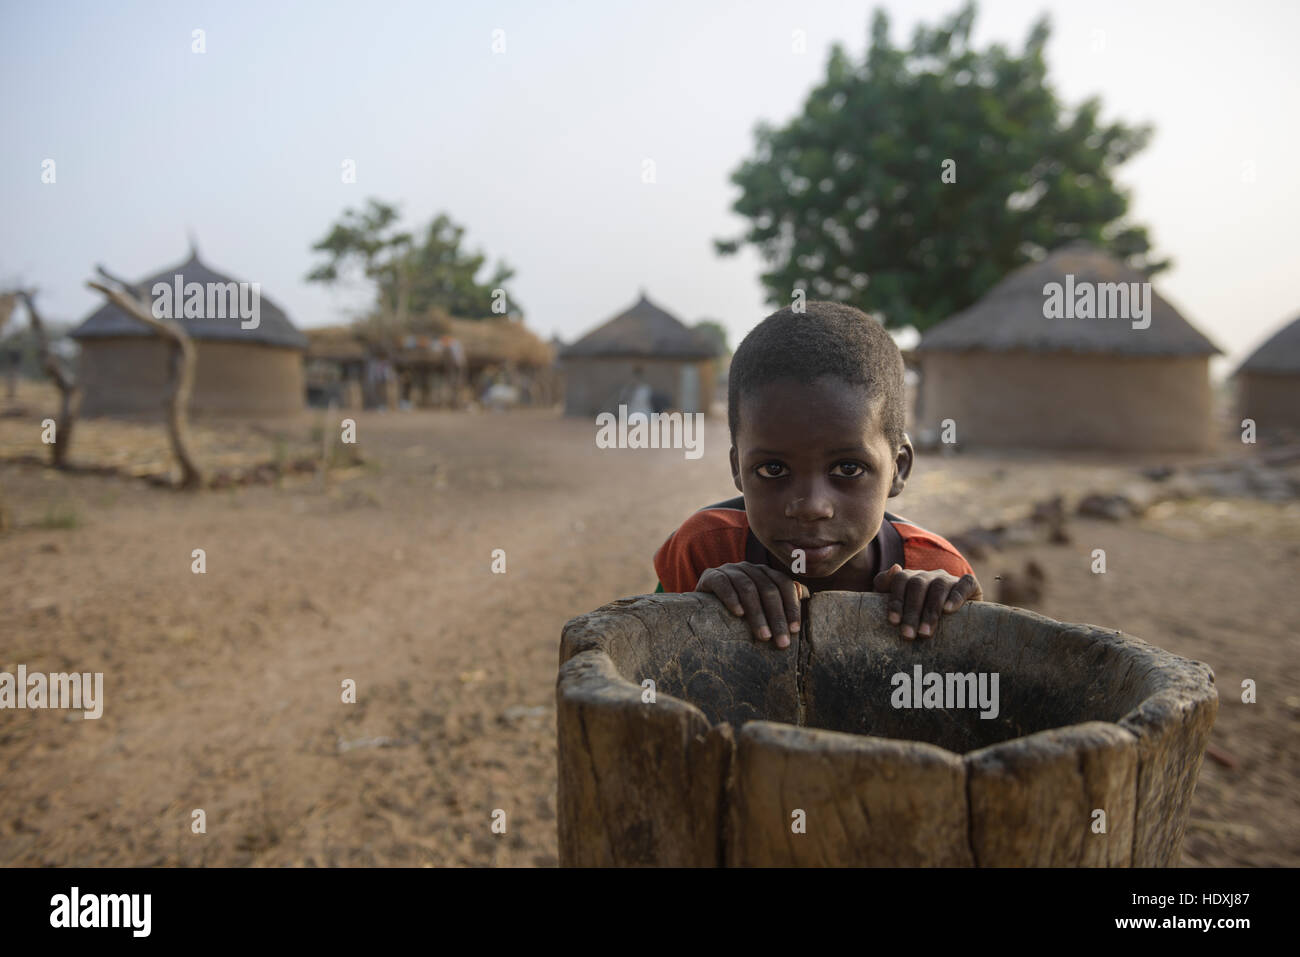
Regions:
[[3, 0, 1297, 376]]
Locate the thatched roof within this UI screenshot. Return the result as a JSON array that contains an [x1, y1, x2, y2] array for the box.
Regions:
[[917, 243, 1221, 357], [310, 313, 553, 366], [560, 292, 719, 360], [306, 324, 368, 361], [442, 315, 552, 366], [71, 250, 307, 349], [1236, 313, 1300, 375]]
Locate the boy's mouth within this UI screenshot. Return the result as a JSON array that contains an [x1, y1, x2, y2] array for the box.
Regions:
[[778, 539, 839, 566]]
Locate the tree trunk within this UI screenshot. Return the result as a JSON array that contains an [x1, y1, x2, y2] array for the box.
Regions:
[[20, 291, 78, 469], [88, 272, 204, 489]]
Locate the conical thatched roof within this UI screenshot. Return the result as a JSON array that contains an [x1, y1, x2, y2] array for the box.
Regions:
[[917, 243, 1220, 357], [1236, 313, 1300, 375], [71, 250, 307, 349], [560, 292, 719, 360]]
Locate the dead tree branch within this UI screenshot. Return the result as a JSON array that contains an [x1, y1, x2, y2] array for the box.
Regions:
[[20, 290, 79, 468], [87, 270, 204, 489]]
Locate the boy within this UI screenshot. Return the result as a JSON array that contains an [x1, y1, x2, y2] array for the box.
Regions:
[[653, 301, 981, 648]]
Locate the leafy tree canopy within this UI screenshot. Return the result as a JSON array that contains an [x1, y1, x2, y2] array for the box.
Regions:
[[693, 319, 731, 356], [307, 199, 521, 332], [715, 1, 1166, 332]]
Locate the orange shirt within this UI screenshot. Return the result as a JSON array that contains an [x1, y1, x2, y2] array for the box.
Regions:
[[654, 495, 973, 593]]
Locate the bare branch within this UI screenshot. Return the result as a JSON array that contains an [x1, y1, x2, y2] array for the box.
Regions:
[[94, 264, 149, 303], [85, 280, 189, 350], [20, 289, 79, 467], [85, 276, 204, 489], [21, 290, 75, 392]]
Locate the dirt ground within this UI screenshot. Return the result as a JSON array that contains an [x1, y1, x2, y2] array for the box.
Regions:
[[1, 385, 1297, 867]]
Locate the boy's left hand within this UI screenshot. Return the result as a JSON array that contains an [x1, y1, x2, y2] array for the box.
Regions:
[[872, 565, 983, 640]]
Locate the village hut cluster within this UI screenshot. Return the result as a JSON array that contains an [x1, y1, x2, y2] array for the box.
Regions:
[[60, 248, 560, 418], [12, 242, 1295, 448], [305, 312, 558, 411]]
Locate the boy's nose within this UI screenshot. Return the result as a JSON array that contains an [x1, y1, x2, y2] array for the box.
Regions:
[[785, 491, 834, 521]]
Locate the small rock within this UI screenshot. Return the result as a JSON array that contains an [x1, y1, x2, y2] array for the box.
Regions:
[[501, 705, 548, 722], [996, 561, 1046, 607], [1077, 493, 1133, 521], [27, 597, 59, 617], [1204, 743, 1240, 770], [337, 736, 401, 753]]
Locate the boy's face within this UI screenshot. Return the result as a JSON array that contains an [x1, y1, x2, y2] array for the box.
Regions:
[[730, 375, 912, 586]]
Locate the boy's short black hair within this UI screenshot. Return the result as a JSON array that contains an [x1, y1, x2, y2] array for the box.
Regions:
[[728, 301, 906, 451]]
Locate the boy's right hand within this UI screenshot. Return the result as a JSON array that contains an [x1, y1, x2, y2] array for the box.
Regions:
[[695, 562, 810, 649]]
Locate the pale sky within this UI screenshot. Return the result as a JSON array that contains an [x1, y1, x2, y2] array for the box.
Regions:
[[3, 0, 1297, 377]]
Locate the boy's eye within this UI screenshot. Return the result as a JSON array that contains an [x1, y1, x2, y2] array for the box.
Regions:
[[755, 462, 787, 478], [832, 462, 868, 477]]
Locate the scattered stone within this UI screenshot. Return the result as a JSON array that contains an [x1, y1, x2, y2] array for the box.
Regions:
[[501, 705, 548, 723], [1077, 492, 1137, 521], [1204, 743, 1240, 770], [337, 736, 402, 753], [1141, 466, 1176, 481], [27, 596, 59, 616], [949, 495, 1071, 557], [995, 561, 1046, 607]]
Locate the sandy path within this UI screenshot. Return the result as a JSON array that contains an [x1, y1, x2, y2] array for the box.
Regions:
[[1, 408, 1296, 865]]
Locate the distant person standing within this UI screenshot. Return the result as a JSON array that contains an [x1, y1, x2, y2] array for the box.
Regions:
[[4, 345, 19, 399], [442, 336, 466, 409], [618, 365, 653, 416]]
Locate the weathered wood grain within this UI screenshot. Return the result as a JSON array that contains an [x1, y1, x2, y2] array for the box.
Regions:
[[556, 649, 732, 866], [727, 721, 972, 866], [966, 722, 1137, 866]]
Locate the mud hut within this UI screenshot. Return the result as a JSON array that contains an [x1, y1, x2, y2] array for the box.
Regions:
[[1234, 313, 1300, 434], [914, 243, 1221, 452], [313, 311, 557, 409], [387, 312, 555, 408], [71, 250, 307, 417], [559, 291, 720, 416], [305, 325, 368, 409]]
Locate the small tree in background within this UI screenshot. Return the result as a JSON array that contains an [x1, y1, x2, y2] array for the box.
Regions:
[[693, 319, 730, 357], [715, 1, 1165, 332], [307, 200, 522, 336]]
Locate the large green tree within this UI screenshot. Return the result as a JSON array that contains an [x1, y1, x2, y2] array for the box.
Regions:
[[307, 200, 521, 332], [715, 2, 1166, 331]]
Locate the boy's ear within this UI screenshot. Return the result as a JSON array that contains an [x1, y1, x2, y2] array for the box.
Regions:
[[889, 434, 914, 497], [730, 445, 742, 492]]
